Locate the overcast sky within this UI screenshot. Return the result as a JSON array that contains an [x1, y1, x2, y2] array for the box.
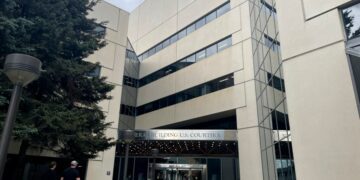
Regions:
[[345, 3, 360, 36], [105, 0, 144, 12]]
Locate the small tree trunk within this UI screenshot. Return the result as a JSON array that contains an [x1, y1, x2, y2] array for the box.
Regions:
[[12, 140, 29, 180]]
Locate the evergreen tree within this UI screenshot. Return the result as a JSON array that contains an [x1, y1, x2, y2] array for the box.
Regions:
[[0, 0, 115, 169], [343, 10, 354, 39]]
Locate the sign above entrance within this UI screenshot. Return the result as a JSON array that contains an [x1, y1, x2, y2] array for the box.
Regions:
[[118, 129, 238, 141]]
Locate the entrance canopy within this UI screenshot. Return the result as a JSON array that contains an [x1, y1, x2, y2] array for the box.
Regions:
[[117, 130, 238, 157]]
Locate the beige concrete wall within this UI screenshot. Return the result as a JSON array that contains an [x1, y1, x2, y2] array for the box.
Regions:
[[128, 0, 228, 54], [86, 1, 129, 180], [136, 84, 246, 128], [137, 42, 243, 105], [302, 0, 351, 19], [277, 0, 360, 179], [129, 0, 252, 128]]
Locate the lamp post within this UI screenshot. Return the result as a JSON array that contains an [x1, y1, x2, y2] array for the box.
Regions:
[[122, 130, 134, 180], [0, 54, 42, 179]]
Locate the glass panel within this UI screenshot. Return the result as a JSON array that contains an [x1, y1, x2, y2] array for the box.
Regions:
[[208, 159, 221, 180], [170, 34, 178, 44], [158, 98, 168, 108], [222, 158, 237, 180], [218, 76, 232, 89], [272, 110, 290, 130], [142, 51, 149, 59], [350, 55, 360, 103], [113, 157, 121, 180], [168, 95, 176, 106], [217, 37, 232, 51], [178, 29, 187, 39], [176, 58, 189, 69], [162, 39, 170, 48], [217, 3, 231, 17], [148, 48, 156, 56], [125, 158, 134, 180], [134, 158, 148, 180], [187, 54, 196, 63], [342, 2, 360, 39], [206, 44, 218, 57], [186, 24, 196, 34], [195, 18, 206, 29], [155, 43, 163, 52], [87, 66, 101, 77], [175, 91, 183, 103], [206, 11, 217, 23], [196, 49, 206, 61], [94, 25, 106, 37]]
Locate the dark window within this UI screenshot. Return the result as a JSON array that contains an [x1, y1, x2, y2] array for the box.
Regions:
[[168, 95, 176, 106], [158, 98, 168, 109], [267, 73, 285, 92], [86, 66, 101, 77], [271, 110, 290, 130], [349, 55, 360, 103], [275, 142, 293, 159], [176, 58, 190, 69], [218, 75, 233, 89], [120, 104, 136, 116], [123, 75, 138, 88]]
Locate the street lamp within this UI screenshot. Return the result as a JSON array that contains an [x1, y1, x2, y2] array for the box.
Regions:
[[122, 130, 134, 180], [0, 53, 42, 179]]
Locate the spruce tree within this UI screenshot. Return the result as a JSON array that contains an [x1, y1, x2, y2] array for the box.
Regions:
[[0, 0, 115, 166]]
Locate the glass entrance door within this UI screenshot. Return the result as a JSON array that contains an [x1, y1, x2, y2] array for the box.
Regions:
[[150, 163, 206, 180]]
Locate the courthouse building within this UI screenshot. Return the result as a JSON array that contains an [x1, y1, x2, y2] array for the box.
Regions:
[[6, 0, 360, 180], [85, 0, 360, 180]]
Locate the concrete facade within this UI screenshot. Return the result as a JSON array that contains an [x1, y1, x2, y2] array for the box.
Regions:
[[277, 0, 360, 179], [85, 1, 129, 179]]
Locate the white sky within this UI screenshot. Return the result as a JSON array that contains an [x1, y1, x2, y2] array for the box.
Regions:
[[105, 0, 144, 12], [347, 3, 360, 35]]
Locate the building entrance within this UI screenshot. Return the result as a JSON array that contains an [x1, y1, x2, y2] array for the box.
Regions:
[[114, 130, 240, 180], [151, 163, 206, 180]]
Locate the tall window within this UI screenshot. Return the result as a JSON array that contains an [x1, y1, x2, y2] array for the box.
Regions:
[[343, 2, 360, 107]]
